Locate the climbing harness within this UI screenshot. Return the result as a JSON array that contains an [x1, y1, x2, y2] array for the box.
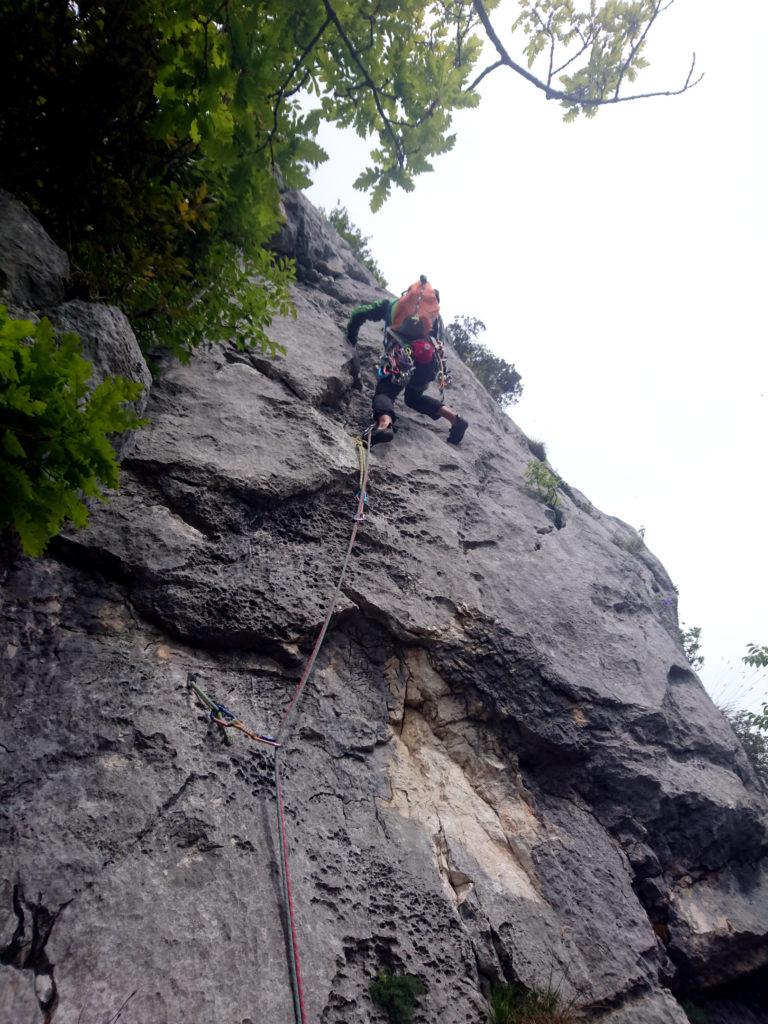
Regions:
[[188, 426, 373, 1024]]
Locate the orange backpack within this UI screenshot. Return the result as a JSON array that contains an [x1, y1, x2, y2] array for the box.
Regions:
[[390, 276, 440, 340]]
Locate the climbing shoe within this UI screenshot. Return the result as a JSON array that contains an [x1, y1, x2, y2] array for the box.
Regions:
[[370, 425, 395, 446], [447, 416, 469, 445]]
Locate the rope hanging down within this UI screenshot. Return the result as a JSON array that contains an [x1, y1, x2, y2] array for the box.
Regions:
[[273, 427, 372, 1024], [188, 427, 373, 1024]]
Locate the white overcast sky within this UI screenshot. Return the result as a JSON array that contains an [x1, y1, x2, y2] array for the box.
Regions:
[[306, 0, 767, 712]]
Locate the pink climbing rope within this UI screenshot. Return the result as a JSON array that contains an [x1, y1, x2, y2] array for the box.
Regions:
[[275, 753, 308, 1024], [274, 427, 373, 1024], [276, 431, 373, 742]]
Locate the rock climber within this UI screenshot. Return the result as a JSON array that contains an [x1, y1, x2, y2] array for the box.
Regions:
[[345, 275, 469, 447]]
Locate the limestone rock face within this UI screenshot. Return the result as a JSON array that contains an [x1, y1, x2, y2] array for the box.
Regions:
[[0, 190, 69, 310], [1, 193, 766, 1024], [0, 192, 151, 453]]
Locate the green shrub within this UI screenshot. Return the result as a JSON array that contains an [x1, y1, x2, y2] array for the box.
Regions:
[[680, 999, 709, 1024], [490, 983, 576, 1024], [679, 624, 704, 672], [370, 972, 426, 1024], [525, 460, 562, 509], [0, 307, 145, 555], [722, 707, 768, 782], [525, 437, 547, 462], [446, 317, 523, 408]]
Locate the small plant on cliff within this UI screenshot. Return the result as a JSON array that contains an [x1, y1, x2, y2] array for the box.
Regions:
[[490, 982, 576, 1024], [679, 624, 705, 672], [525, 436, 547, 462], [680, 999, 709, 1024], [0, 307, 145, 555], [525, 460, 562, 509], [447, 317, 523, 409], [370, 972, 426, 1024]]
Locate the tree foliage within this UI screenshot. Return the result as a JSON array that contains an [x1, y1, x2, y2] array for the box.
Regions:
[[322, 204, 388, 287], [447, 317, 523, 408], [743, 644, 768, 732], [0, 2, 696, 358], [679, 624, 705, 673], [723, 706, 768, 784], [0, 307, 145, 556]]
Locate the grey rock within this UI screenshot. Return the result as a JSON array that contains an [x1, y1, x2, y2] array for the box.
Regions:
[[595, 989, 690, 1023], [1, 192, 766, 1024], [0, 189, 69, 310], [0, 965, 41, 1024], [270, 189, 388, 302], [47, 300, 152, 451]]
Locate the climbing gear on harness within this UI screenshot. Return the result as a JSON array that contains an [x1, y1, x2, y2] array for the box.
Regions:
[[188, 427, 374, 1024], [434, 338, 452, 403], [377, 329, 415, 386], [447, 415, 469, 446]]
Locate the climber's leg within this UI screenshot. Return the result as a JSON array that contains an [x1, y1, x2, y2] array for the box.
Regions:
[[370, 379, 402, 445], [404, 386, 469, 444]]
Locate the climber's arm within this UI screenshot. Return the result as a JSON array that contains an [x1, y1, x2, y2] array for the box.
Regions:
[[345, 299, 391, 345]]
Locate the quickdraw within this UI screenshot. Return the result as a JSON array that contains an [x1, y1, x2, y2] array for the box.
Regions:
[[189, 679, 281, 749], [435, 339, 453, 403]]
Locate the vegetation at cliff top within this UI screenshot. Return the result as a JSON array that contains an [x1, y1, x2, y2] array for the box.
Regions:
[[322, 204, 388, 288], [0, 1, 697, 360], [680, 628, 768, 781], [0, 307, 145, 555], [724, 706, 768, 783], [447, 316, 523, 409], [743, 644, 768, 733], [490, 982, 576, 1024], [370, 972, 425, 1024]]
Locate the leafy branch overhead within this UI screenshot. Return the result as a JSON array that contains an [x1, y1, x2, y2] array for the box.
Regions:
[[0, 1, 698, 357], [0, 307, 145, 556]]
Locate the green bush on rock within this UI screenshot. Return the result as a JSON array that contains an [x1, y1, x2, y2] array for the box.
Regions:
[[490, 983, 576, 1024], [0, 307, 145, 555], [525, 460, 562, 509], [370, 972, 426, 1024]]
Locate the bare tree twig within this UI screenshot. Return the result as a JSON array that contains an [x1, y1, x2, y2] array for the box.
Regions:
[[467, 58, 504, 92], [470, 0, 703, 107]]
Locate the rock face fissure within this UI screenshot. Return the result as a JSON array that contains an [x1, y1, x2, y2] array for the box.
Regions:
[[1, 189, 766, 1024]]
